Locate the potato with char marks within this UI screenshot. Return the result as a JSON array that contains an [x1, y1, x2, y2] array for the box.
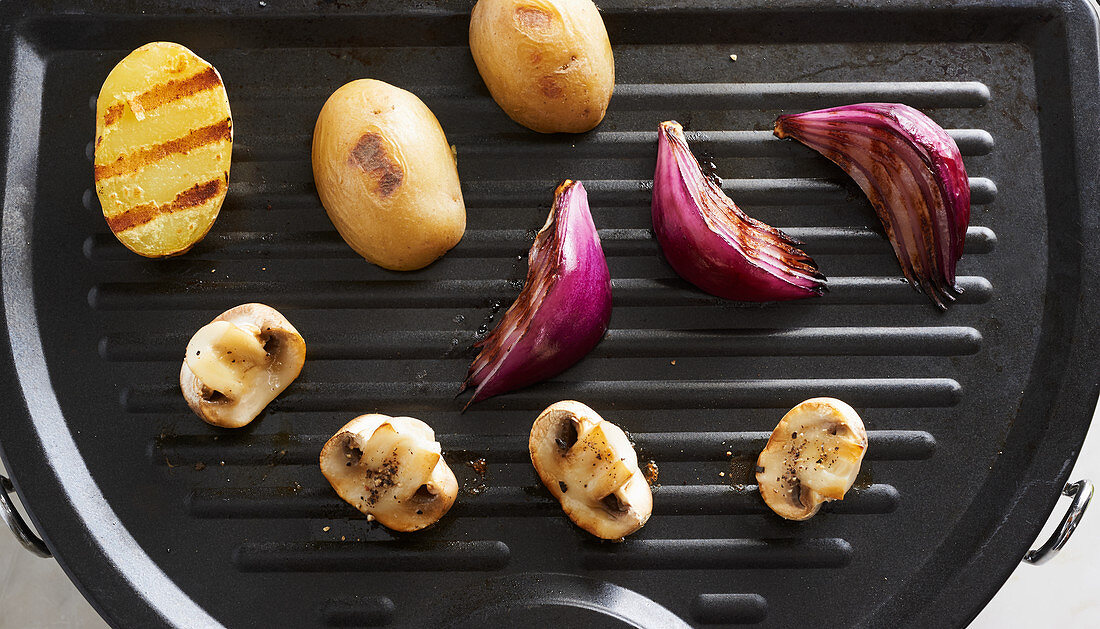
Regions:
[[470, 0, 614, 133], [312, 80, 466, 271], [94, 42, 231, 258]]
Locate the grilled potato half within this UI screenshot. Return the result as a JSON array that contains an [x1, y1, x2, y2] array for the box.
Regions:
[[94, 42, 232, 258]]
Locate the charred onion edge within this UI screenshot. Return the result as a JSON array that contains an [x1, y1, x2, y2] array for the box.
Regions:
[[460, 179, 611, 408], [654, 121, 827, 300], [773, 104, 970, 309]]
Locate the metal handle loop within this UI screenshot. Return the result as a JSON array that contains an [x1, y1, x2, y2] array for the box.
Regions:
[[0, 474, 51, 558], [1023, 479, 1093, 565]]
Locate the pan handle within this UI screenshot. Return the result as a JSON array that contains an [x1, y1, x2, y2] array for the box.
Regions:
[[1023, 479, 1092, 566], [0, 474, 51, 558]]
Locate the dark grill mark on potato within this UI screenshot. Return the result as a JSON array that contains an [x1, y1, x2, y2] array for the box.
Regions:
[[103, 104, 124, 127], [106, 178, 225, 233], [101, 66, 223, 128], [349, 132, 404, 197], [94, 118, 231, 181]]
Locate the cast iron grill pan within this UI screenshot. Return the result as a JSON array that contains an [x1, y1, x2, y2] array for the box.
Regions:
[[0, 1, 1097, 628]]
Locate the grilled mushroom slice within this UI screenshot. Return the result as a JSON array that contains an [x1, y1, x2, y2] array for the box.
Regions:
[[756, 397, 868, 521], [529, 401, 652, 540], [180, 303, 306, 428], [320, 414, 458, 532]]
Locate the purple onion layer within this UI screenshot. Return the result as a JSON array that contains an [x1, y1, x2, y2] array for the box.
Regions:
[[652, 121, 826, 302], [774, 103, 970, 309], [461, 180, 612, 408]]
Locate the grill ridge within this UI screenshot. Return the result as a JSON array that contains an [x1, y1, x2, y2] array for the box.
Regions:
[[155, 430, 935, 465], [103, 326, 983, 361], [188, 484, 900, 519], [125, 378, 962, 413]]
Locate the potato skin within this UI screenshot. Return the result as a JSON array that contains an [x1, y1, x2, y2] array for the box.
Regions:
[[470, 0, 614, 134], [312, 80, 466, 271], [94, 42, 232, 258]]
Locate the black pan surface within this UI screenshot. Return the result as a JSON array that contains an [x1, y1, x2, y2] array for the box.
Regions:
[[0, 1, 1097, 627]]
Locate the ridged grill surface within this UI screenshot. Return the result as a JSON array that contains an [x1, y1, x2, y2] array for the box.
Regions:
[[5, 4, 1091, 628]]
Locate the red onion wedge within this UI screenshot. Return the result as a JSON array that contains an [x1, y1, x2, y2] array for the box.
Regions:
[[652, 121, 826, 302], [774, 103, 970, 309], [460, 180, 612, 408]]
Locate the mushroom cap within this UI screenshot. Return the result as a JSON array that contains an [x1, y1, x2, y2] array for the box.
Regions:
[[756, 397, 868, 521], [180, 303, 306, 428], [320, 414, 458, 532], [529, 400, 652, 540]]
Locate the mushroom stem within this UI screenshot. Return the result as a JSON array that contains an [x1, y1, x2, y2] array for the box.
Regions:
[[185, 321, 268, 397]]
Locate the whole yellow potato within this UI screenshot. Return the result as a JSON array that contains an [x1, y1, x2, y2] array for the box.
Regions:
[[312, 80, 466, 271], [470, 0, 614, 134], [94, 42, 232, 258]]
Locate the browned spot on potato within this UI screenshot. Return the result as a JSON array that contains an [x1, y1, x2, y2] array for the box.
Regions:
[[514, 6, 553, 31], [349, 133, 404, 198], [106, 178, 225, 233], [538, 76, 564, 99]]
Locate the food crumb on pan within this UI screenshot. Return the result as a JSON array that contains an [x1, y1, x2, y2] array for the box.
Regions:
[[467, 457, 488, 476]]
